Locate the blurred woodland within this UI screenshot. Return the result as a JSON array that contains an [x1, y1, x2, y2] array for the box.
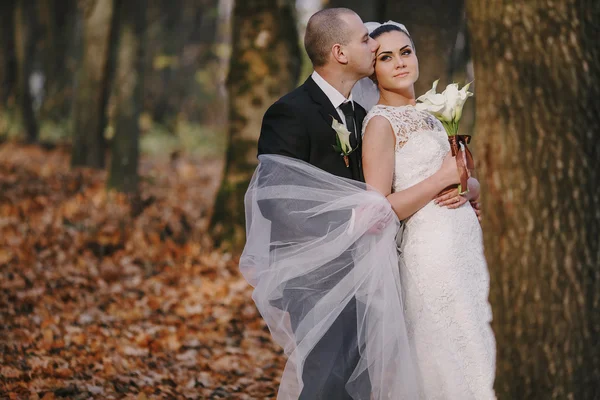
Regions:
[[1, 0, 599, 398]]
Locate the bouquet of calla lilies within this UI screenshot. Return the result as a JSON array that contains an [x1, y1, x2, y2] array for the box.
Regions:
[[416, 80, 475, 195]]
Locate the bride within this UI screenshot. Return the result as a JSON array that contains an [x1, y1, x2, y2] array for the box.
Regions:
[[359, 21, 496, 399], [240, 18, 495, 400]]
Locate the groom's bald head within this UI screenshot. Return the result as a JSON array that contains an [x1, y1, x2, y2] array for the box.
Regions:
[[304, 8, 358, 67]]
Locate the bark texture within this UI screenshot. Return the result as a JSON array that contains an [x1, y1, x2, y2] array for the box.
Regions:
[[107, 0, 146, 194], [466, 1, 600, 398], [71, 0, 118, 168], [0, 0, 17, 108], [211, 0, 301, 249]]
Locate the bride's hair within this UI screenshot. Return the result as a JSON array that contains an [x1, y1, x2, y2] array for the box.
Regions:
[[369, 24, 415, 50]]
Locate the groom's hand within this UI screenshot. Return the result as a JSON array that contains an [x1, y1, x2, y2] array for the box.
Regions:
[[470, 200, 482, 223]]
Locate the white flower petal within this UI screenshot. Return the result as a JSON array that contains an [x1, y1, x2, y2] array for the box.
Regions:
[[332, 119, 352, 153]]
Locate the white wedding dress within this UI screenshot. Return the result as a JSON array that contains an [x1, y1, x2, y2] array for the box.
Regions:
[[363, 105, 497, 399]]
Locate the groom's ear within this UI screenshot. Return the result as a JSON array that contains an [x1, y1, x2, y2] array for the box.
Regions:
[[331, 44, 349, 65]]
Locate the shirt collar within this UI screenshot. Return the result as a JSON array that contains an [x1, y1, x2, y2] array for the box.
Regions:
[[311, 71, 353, 109]]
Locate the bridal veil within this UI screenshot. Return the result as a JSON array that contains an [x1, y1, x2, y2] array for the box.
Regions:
[[239, 155, 421, 399]]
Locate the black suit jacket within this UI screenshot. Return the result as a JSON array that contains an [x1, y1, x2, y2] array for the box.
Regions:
[[258, 76, 366, 182], [256, 76, 366, 241]]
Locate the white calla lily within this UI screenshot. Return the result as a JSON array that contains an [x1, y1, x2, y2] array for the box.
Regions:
[[416, 79, 474, 127], [454, 82, 473, 121], [331, 119, 352, 154], [441, 83, 460, 121], [416, 87, 447, 116], [416, 79, 439, 103]]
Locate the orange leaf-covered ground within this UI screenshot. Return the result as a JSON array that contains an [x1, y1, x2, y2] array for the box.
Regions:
[[0, 143, 284, 399]]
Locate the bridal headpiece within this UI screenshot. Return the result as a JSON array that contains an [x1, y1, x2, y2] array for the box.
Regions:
[[364, 21, 410, 37]]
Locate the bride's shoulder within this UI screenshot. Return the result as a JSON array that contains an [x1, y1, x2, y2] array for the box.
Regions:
[[363, 105, 394, 130]]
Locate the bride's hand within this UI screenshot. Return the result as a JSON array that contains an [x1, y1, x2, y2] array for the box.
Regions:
[[434, 187, 468, 209], [438, 151, 460, 186]]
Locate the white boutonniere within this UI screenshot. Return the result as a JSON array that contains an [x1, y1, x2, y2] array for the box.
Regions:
[[331, 117, 358, 168]]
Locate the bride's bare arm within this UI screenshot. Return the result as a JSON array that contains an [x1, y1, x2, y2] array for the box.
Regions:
[[362, 116, 460, 220], [362, 116, 396, 196]]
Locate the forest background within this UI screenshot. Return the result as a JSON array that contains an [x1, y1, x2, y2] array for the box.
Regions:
[[0, 0, 598, 398]]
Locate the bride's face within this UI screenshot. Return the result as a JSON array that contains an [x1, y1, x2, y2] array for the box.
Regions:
[[373, 31, 419, 93]]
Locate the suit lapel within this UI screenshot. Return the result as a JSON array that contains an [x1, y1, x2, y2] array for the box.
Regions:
[[304, 76, 365, 181], [305, 76, 342, 126]]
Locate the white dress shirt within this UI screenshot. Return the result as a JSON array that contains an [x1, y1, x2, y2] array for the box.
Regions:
[[311, 71, 355, 129]]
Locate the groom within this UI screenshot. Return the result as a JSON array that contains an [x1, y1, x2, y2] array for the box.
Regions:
[[257, 7, 379, 400]]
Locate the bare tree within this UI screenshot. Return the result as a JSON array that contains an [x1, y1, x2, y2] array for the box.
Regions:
[[143, 0, 220, 127], [0, 1, 17, 109], [466, 1, 600, 398], [71, 0, 119, 168], [37, 0, 78, 122], [210, 0, 301, 249], [14, 0, 40, 143], [107, 0, 147, 194]]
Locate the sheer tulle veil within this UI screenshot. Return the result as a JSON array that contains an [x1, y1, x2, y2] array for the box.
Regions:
[[240, 155, 421, 399], [352, 21, 412, 112]]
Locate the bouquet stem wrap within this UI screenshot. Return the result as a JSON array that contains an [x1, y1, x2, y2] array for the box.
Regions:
[[448, 135, 474, 195]]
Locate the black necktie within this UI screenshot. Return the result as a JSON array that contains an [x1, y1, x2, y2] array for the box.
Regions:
[[339, 101, 358, 150]]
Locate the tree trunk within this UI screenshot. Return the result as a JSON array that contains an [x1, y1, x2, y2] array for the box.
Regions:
[[144, 0, 187, 126], [210, 0, 301, 249], [38, 0, 77, 122], [0, 0, 17, 109], [466, 1, 600, 398], [14, 0, 39, 143], [384, 0, 464, 96], [107, 0, 146, 194], [71, 0, 119, 169], [144, 0, 220, 126]]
